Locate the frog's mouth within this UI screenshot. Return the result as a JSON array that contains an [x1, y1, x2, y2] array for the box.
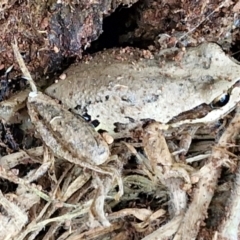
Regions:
[[169, 97, 230, 124], [169, 82, 240, 127], [168, 104, 212, 124]]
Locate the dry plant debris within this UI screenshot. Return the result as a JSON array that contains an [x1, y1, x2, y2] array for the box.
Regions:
[[2, 100, 240, 239], [0, 0, 139, 75], [1, 44, 240, 239]]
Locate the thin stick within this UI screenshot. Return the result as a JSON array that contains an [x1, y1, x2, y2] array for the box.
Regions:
[[11, 38, 37, 93], [178, 1, 227, 42]]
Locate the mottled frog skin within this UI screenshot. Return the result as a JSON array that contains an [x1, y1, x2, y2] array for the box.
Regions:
[[45, 43, 240, 138]]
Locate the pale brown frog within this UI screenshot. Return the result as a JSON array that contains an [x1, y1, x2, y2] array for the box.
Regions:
[[45, 43, 240, 138]]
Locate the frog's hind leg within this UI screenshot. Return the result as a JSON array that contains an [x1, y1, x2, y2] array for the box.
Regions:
[[89, 172, 112, 227], [178, 126, 199, 157], [101, 154, 124, 201], [26, 146, 54, 183]]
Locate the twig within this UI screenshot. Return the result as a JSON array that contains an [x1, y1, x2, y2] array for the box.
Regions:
[[11, 39, 37, 93], [173, 106, 240, 240], [16, 202, 92, 240], [217, 143, 240, 239], [0, 191, 28, 240]]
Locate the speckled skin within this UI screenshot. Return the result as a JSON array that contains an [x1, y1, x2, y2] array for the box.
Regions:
[[45, 43, 240, 138], [27, 92, 110, 166]]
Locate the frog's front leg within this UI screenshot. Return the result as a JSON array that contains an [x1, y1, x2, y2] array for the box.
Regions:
[[11, 41, 123, 227], [27, 91, 123, 226], [27, 91, 112, 175]]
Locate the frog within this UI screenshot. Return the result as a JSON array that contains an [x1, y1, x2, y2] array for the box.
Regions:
[[4, 42, 240, 167], [45, 43, 240, 139], [5, 42, 240, 227]]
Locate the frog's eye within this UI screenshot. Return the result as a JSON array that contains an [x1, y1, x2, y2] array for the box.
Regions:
[[211, 93, 230, 108], [82, 113, 91, 121]]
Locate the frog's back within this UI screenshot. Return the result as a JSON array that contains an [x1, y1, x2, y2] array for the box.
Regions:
[[46, 43, 240, 137]]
